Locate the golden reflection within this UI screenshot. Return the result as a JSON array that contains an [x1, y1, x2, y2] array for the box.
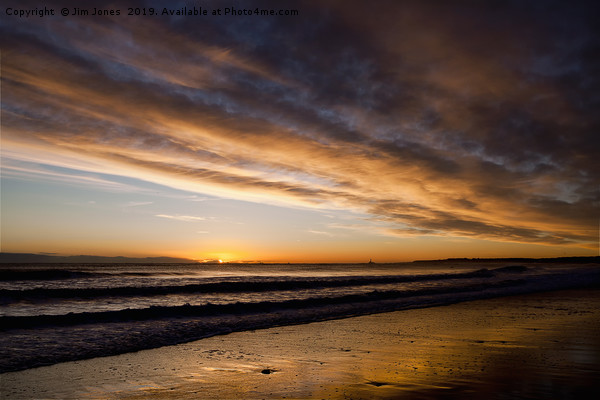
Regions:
[[2, 290, 598, 399]]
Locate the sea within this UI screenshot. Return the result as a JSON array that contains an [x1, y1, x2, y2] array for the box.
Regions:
[[1, 260, 599, 373]]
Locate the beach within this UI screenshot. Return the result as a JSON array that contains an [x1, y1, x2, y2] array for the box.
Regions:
[[2, 287, 598, 399]]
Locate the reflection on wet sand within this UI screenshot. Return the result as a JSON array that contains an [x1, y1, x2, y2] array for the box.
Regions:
[[1, 289, 598, 399], [312, 290, 600, 399]]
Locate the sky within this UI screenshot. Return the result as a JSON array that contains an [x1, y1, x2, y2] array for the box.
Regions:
[[1, 0, 598, 262]]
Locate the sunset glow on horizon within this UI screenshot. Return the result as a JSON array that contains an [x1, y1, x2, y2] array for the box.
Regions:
[[1, 0, 598, 263]]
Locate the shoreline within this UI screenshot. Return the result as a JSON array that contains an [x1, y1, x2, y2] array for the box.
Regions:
[[2, 287, 599, 399], [2, 263, 598, 374]]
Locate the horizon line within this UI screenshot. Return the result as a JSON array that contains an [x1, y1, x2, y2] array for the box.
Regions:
[[0, 252, 598, 265]]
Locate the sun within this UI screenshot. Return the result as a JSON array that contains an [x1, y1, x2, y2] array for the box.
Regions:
[[190, 251, 240, 263]]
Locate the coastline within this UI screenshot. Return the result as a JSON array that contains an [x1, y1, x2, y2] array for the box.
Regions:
[[2, 287, 599, 399]]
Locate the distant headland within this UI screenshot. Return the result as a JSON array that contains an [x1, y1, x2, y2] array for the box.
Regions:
[[412, 256, 599, 264], [0, 253, 198, 264]]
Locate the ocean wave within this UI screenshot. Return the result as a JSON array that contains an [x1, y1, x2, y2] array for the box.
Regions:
[[0, 267, 515, 302], [0, 268, 194, 282], [0, 278, 557, 331], [1, 265, 597, 373], [0, 268, 101, 281]]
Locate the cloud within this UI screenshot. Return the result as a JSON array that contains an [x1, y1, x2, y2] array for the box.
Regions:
[[1, 156, 143, 193], [307, 230, 335, 237], [123, 201, 153, 207], [155, 215, 206, 222], [1, 0, 598, 250]]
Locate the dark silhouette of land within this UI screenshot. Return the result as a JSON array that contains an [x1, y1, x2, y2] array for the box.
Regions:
[[413, 256, 600, 264], [0, 253, 198, 264]]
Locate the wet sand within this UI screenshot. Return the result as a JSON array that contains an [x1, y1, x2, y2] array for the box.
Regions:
[[2, 288, 599, 399]]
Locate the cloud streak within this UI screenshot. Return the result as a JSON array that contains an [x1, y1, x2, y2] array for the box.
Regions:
[[2, 0, 598, 252], [155, 215, 206, 222]]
